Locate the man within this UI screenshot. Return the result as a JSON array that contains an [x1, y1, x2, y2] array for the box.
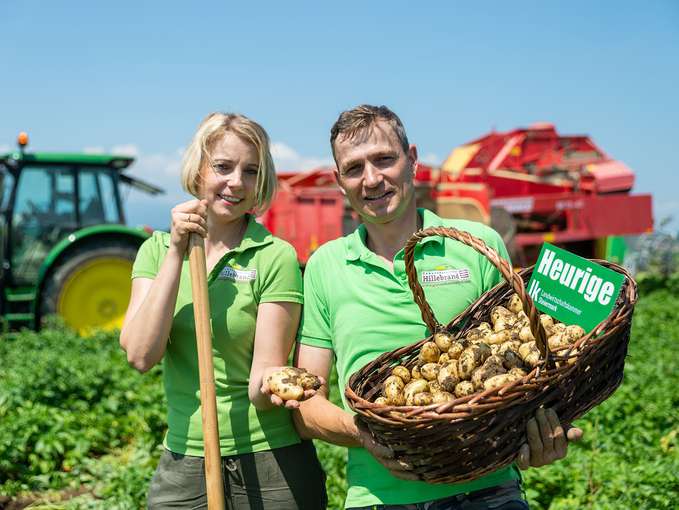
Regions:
[[294, 105, 582, 509]]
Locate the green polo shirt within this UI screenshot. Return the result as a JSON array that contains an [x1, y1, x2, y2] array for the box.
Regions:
[[300, 208, 520, 508], [131, 215, 303, 456]]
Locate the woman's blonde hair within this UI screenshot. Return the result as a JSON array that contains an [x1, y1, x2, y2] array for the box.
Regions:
[[180, 112, 277, 215]]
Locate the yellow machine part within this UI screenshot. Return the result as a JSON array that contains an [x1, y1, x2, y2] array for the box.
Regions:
[[57, 257, 133, 336], [441, 143, 480, 178]]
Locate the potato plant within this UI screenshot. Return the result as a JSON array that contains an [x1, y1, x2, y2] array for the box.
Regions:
[[0, 288, 677, 509]]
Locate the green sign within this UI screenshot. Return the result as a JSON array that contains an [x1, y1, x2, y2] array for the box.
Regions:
[[527, 243, 624, 332]]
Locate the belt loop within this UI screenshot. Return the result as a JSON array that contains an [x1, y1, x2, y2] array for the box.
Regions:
[[225, 458, 238, 472]]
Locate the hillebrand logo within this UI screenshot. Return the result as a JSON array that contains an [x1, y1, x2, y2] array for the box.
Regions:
[[421, 267, 470, 286], [219, 266, 257, 282]]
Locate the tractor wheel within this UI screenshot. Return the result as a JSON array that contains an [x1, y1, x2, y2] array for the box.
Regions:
[[40, 240, 140, 335]]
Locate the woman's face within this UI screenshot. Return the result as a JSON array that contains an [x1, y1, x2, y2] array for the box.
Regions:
[[200, 131, 259, 224]]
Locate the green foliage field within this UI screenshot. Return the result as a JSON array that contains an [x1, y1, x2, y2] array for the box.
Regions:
[[0, 289, 677, 509]]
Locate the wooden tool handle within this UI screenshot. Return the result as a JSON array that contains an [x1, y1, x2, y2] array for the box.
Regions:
[[188, 233, 226, 510]]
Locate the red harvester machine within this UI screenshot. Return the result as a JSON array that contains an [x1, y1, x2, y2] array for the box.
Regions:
[[261, 123, 653, 267]]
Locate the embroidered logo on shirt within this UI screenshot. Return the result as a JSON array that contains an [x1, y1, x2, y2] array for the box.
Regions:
[[421, 265, 471, 286], [218, 265, 257, 282]]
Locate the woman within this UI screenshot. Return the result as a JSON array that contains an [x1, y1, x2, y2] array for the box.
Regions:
[[120, 113, 327, 509]]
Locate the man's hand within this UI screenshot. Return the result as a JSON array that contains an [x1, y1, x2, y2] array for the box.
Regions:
[[354, 416, 420, 481], [517, 408, 583, 469], [260, 366, 325, 410]]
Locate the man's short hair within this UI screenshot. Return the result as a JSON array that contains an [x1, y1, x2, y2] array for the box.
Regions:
[[330, 105, 410, 161]]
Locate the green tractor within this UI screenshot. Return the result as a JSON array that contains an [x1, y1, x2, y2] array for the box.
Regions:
[[0, 133, 163, 335]]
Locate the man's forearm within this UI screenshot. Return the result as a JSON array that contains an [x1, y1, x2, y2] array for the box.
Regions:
[[293, 395, 361, 447]]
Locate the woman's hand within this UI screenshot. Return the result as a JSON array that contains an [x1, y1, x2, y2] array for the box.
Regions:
[[169, 199, 208, 253], [260, 366, 325, 410]]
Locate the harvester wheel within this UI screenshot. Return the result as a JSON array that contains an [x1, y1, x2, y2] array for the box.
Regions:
[[40, 240, 139, 335], [490, 206, 523, 266]]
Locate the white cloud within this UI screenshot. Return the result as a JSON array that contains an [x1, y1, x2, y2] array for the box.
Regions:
[[82, 142, 334, 229], [111, 144, 140, 157], [270, 142, 332, 172], [0, 144, 11, 153], [83, 146, 105, 154], [420, 153, 440, 165]]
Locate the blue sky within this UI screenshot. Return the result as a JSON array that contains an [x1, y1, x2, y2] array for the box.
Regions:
[[2, 1, 678, 231]]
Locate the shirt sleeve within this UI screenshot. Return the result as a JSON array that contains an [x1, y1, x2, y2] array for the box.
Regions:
[[298, 252, 333, 350], [258, 242, 304, 304], [131, 232, 164, 279], [480, 227, 513, 292]]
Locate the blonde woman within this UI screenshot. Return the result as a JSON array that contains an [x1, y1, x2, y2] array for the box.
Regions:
[[120, 113, 327, 509]]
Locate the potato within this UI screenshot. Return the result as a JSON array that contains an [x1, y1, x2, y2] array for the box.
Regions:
[[519, 325, 535, 342], [266, 370, 305, 401], [483, 373, 520, 391], [491, 305, 515, 326], [516, 310, 529, 323], [410, 392, 434, 406], [471, 363, 506, 389], [390, 393, 407, 406], [428, 380, 442, 394], [509, 367, 527, 378], [552, 322, 567, 333], [498, 340, 521, 355], [507, 293, 523, 314], [374, 396, 388, 405], [478, 322, 492, 332], [457, 354, 476, 380], [404, 379, 429, 401], [548, 333, 571, 352], [483, 354, 504, 368], [280, 367, 304, 378], [448, 341, 466, 360], [458, 342, 492, 379], [518, 341, 537, 360], [434, 332, 453, 352], [411, 365, 422, 380], [439, 353, 450, 365], [518, 342, 541, 367], [493, 317, 514, 333], [420, 363, 441, 381], [554, 348, 579, 367], [454, 380, 475, 398], [383, 375, 406, 404], [501, 350, 524, 370], [565, 325, 585, 342], [437, 363, 461, 392], [432, 391, 454, 404], [298, 372, 322, 391], [487, 330, 511, 345], [392, 365, 411, 384], [419, 341, 441, 364], [274, 384, 305, 401], [540, 314, 554, 331], [465, 327, 489, 342]]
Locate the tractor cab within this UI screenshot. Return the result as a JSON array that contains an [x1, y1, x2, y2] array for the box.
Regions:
[[0, 133, 163, 333]]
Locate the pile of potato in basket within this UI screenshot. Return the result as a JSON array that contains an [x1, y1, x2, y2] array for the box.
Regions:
[[375, 293, 586, 406]]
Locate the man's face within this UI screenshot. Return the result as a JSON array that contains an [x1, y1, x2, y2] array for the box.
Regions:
[[333, 120, 418, 224]]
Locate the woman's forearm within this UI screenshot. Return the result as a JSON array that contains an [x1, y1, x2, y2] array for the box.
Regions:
[[120, 247, 184, 372]]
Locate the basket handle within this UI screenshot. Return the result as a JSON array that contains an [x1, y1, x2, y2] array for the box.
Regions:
[[403, 226, 550, 363]]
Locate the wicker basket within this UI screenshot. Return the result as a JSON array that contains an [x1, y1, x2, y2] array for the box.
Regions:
[[345, 226, 637, 484]]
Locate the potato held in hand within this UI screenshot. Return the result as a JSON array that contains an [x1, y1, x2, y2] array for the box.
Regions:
[[267, 368, 321, 402]]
